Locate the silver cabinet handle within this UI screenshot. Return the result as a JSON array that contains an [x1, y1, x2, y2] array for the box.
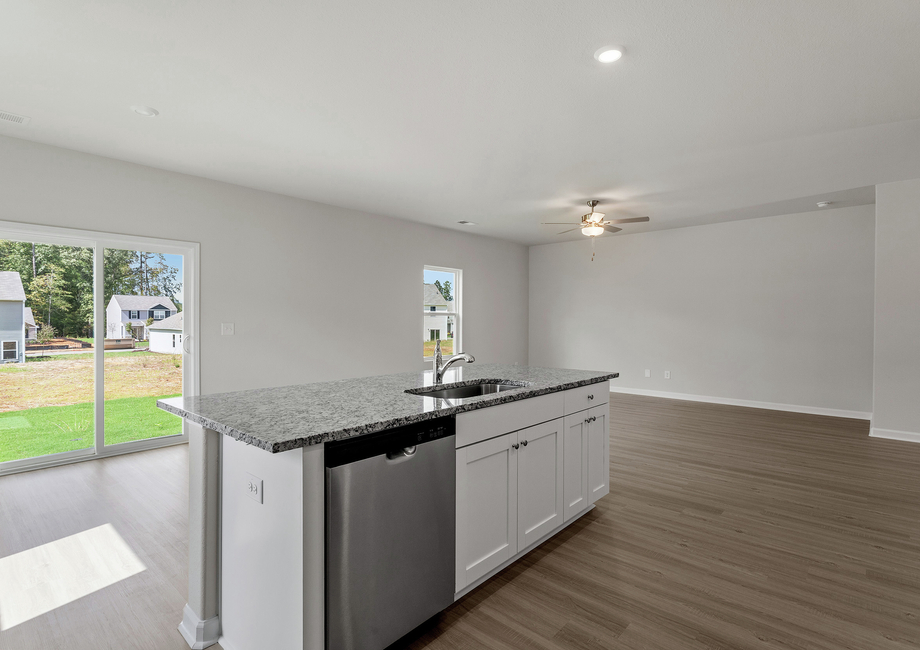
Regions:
[[588, 394, 595, 400], [512, 443, 520, 450], [521, 440, 528, 447]]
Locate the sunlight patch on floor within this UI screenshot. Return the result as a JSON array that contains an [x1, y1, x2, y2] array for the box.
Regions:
[[0, 523, 146, 631]]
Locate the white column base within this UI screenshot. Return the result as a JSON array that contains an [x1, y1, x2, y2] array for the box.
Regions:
[[178, 604, 220, 649]]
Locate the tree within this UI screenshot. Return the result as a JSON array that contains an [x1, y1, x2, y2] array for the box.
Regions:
[[29, 266, 73, 329], [35, 322, 57, 349], [439, 280, 453, 302]]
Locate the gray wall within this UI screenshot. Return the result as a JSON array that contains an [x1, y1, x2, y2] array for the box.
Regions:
[[529, 205, 876, 415], [0, 135, 529, 394], [872, 179, 920, 436]]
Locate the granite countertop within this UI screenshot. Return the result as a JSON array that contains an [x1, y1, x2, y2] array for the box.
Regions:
[[158, 363, 617, 453]]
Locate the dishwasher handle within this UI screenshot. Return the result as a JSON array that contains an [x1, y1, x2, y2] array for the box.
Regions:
[[386, 445, 418, 461]]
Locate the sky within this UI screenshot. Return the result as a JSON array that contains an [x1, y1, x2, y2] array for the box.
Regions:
[[424, 269, 455, 287]]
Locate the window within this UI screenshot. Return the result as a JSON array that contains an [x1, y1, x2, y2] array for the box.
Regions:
[[129, 310, 139, 319], [172, 334, 176, 348], [2, 341, 17, 361], [423, 266, 460, 359], [153, 310, 166, 320]]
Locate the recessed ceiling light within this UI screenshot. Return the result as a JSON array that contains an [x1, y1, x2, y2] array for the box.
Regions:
[[817, 201, 833, 208], [132, 106, 159, 117], [594, 46, 624, 63], [457, 220, 476, 226]]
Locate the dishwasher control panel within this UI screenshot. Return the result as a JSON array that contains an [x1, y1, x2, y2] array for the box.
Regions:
[[324, 416, 455, 468]]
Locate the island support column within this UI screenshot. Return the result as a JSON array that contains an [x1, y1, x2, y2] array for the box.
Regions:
[[179, 424, 221, 649]]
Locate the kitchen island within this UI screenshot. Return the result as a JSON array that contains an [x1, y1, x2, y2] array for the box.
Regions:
[[159, 363, 616, 650]]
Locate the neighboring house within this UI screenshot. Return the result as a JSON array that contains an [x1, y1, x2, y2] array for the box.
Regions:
[[148, 312, 183, 354], [423, 283, 454, 342], [0, 271, 27, 363], [23, 307, 37, 340], [106, 295, 178, 340]]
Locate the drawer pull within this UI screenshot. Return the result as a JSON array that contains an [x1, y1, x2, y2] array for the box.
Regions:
[[511, 443, 520, 450], [521, 439, 528, 447], [588, 394, 595, 400]]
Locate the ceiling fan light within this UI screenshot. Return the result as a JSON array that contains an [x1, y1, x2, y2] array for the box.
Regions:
[[582, 225, 604, 237]]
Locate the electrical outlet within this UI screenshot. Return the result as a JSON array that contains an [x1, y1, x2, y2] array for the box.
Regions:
[[644, 369, 651, 378], [664, 370, 671, 379], [221, 323, 235, 336], [245, 472, 263, 504]]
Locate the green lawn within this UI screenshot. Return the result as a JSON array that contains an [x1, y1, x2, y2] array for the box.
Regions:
[[0, 394, 181, 463]]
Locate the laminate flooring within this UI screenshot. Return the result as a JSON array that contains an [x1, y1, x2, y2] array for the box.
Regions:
[[1, 395, 918, 650], [0, 446, 221, 650], [406, 394, 920, 650]]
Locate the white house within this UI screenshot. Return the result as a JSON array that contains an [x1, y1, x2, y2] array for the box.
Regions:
[[148, 312, 183, 354], [0, 271, 27, 363], [423, 283, 454, 342], [106, 295, 178, 340]]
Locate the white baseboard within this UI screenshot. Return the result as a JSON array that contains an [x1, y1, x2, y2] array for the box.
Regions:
[[178, 604, 220, 649], [869, 427, 920, 443], [609, 386, 872, 421]]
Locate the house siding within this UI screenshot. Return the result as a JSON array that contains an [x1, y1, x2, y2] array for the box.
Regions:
[[0, 301, 26, 363]]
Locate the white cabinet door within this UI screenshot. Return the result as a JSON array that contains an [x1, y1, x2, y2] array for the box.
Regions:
[[517, 419, 564, 550], [562, 413, 589, 521], [455, 431, 518, 591], [587, 404, 610, 504]]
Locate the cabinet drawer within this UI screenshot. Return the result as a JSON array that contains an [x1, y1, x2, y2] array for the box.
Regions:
[[456, 391, 564, 448], [563, 381, 609, 415]]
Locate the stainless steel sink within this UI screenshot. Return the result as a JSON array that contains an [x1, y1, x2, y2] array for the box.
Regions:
[[407, 380, 529, 400]]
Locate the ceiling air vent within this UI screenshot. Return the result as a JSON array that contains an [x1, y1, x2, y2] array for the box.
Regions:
[[0, 110, 31, 126]]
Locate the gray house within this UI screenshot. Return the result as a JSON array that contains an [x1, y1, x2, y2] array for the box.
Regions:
[[0, 271, 27, 363], [106, 295, 178, 340], [23, 306, 37, 340]]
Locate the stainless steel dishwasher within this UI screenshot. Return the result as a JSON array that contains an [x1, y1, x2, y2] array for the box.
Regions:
[[325, 416, 456, 650]]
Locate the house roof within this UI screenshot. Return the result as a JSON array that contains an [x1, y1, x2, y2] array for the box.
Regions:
[[109, 295, 178, 311], [423, 283, 452, 307], [23, 307, 36, 327], [0, 271, 26, 302], [148, 312, 183, 331]]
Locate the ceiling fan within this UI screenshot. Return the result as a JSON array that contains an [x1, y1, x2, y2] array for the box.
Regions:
[[542, 200, 650, 261]]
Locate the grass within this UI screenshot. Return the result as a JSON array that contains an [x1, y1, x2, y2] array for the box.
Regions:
[[0, 352, 183, 462], [423, 339, 453, 357], [0, 395, 182, 463]]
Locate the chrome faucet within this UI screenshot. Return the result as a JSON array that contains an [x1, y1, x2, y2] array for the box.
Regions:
[[433, 339, 475, 385]]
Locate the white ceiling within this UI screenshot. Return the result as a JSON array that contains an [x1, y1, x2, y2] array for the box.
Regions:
[[1, 0, 919, 244]]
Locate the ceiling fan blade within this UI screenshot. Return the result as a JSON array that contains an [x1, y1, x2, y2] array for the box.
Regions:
[[603, 226, 622, 234], [541, 222, 581, 225], [605, 216, 650, 225], [556, 227, 583, 235]]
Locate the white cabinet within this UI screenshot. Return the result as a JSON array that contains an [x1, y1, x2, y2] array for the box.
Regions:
[[586, 404, 609, 503], [456, 419, 564, 591], [562, 413, 589, 522], [516, 419, 564, 549], [455, 431, 518, 589], [455, 382, 610, 593]]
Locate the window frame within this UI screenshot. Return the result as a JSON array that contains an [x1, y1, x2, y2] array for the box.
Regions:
[[129, 310, 139, 320], [2, 340, 17, 361], [423, 265, 461, 362], [0, 219, 200, 477], [153, 309, 166, 320]]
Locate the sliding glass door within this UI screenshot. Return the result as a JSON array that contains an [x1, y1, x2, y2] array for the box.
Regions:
[[0, 224, 198, 475]]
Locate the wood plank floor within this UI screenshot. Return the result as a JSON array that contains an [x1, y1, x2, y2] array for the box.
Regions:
[[1, 395, 918, 649], [0, 446, 222, 650], [406, 394, 920, 650]]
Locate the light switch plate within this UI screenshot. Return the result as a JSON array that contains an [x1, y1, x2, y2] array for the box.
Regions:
[[245, 472, 263, 504], [664, 370, 671, 379], [644, 369, 650, 378], [221, 323, 235, 336]]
